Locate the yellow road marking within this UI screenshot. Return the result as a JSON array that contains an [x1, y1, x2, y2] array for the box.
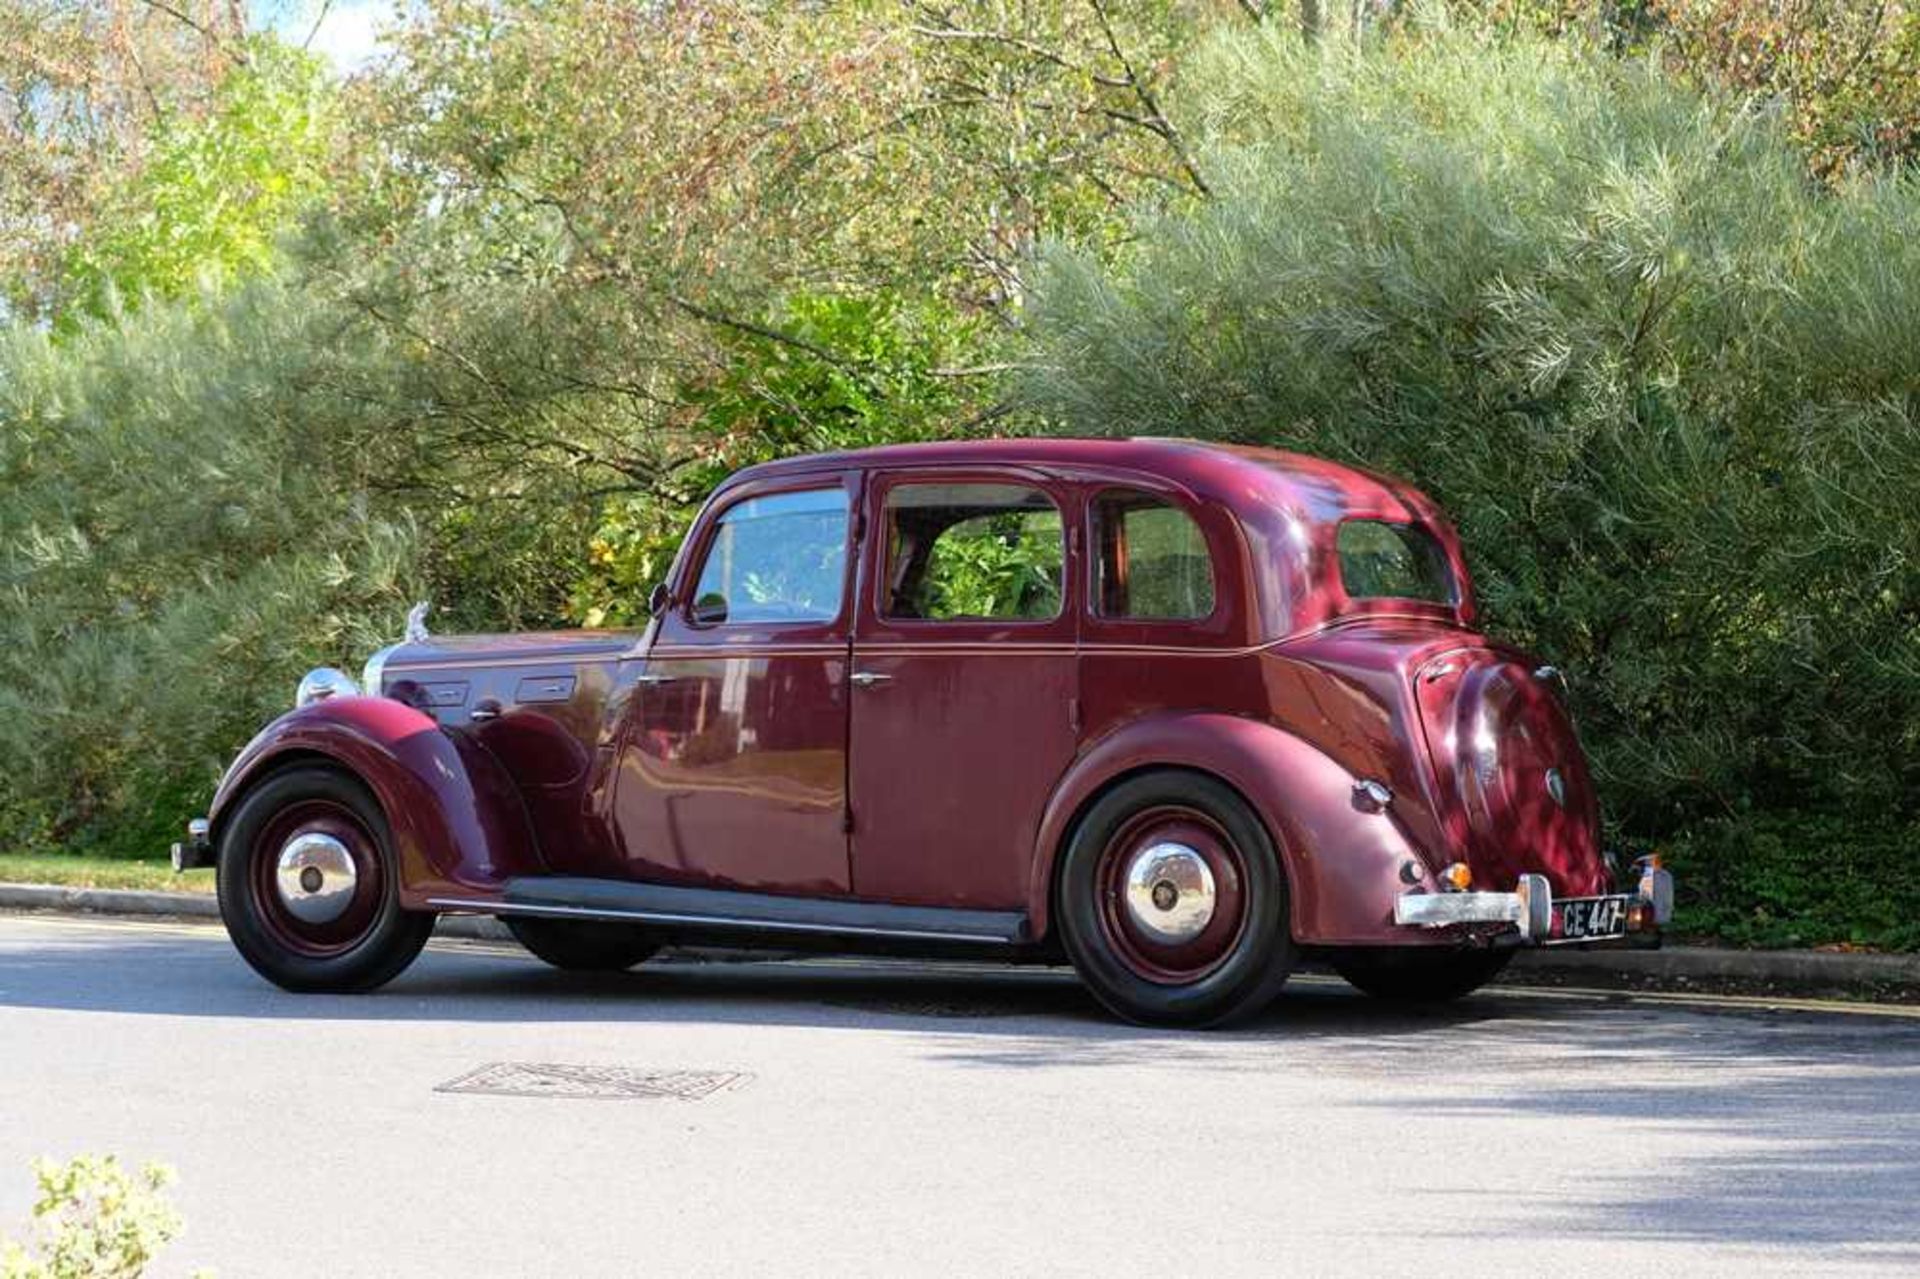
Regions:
[[1487, 979, 1920, 1021], [0, 911, 223, 940]]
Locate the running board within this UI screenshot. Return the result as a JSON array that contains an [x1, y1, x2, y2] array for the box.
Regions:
[[429, 877, 1029, 947]]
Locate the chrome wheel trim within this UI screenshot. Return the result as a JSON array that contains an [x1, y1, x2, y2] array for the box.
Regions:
[[274, 832, 359, 924], [1122, 842, 1216, 944]]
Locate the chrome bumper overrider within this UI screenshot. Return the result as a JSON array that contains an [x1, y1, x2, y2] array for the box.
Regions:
[[1394, 860, 1675, 945], [172, 818, 212, 872]]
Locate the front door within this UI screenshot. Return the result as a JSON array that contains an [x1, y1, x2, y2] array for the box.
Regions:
[[611, 478, 856, 896], [847, 472, 1081, 909]]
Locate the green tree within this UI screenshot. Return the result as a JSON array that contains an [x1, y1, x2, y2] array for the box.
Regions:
[[1479, 0, 1920, 179], [0, 276, 422, 855], [570, 289, 992, 625], [1022, 23, 1920, 847], [0, 0, 247, 321], [1654, 0, 1920, 179], [319, 0, 1246, 628], [58, 37, 339, 324]]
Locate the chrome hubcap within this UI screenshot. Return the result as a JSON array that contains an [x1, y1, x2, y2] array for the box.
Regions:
[[274, 833, 357, 924], [1122, 842, 1216, 944]]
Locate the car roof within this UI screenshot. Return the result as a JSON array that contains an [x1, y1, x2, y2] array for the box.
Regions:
[[726, 437, 1429, 525]]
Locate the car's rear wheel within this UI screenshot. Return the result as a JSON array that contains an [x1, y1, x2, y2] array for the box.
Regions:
[[1331, 947, 1512, 1003], [504, 917, 659, 972], [216, 764, 434, 992], [1057, 771, 1295, 1028]]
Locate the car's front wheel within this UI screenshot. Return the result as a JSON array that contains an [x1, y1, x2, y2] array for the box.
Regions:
[[217, 764, 435, 992], [504, 917, 659, 972], [1331, 947, 1512, 1003], [1057, 771, 1296, 1028]]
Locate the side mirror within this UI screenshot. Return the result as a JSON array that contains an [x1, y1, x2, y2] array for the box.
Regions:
[[647, 582, 672, 617]]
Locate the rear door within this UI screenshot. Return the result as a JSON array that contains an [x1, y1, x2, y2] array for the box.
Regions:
[[846, 471, 1081, 909], [611, 477, 856, 896]]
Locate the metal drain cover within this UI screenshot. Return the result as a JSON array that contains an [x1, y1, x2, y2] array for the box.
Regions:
[[436, 1062, 749, 1101]]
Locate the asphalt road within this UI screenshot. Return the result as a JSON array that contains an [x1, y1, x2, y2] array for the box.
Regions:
[[3, 915, 1918, 1278]]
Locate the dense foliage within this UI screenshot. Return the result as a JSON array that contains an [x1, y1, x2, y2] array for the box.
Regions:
[[0, 0, 248, 320], [1, 1, 1915, 945], [1022, 23, 1920, 937], [58, 39, 338, 325], [0, 280, 421, 855]]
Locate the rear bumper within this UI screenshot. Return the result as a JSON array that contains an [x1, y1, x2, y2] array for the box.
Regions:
[[171, 818, 212, 872], [1394, 860, 1674, 946]]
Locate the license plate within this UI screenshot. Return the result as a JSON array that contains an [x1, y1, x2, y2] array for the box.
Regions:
[[1556, 895, 1631, 942]]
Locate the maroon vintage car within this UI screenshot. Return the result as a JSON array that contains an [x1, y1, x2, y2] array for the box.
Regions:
[[176, 438, 1671, 1026]]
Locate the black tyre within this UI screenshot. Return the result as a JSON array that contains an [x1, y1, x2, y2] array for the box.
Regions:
[[504, 917, 660, 972], [1331, 947, 1512, 1003], [216, 764, 434, 993], [1057, 771, 1295, 1028]]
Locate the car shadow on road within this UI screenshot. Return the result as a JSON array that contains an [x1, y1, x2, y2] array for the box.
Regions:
[[0, 921, 1323, 1023], [7, 918, 1919, 1053], [0, 919, 1550, 1038]]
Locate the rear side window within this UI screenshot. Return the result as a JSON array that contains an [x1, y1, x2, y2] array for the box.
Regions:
[[690, 488, 849, 625], [884, 483, 1064, 621], [1336, 520, 1455, 604], [1092, 490, 1215, 620]]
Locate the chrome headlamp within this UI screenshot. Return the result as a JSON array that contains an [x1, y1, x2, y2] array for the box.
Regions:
[[295, 667, 360, 708]]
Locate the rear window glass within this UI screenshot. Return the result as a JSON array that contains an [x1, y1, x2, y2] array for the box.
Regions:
[[1336, 520, 1455, 605]]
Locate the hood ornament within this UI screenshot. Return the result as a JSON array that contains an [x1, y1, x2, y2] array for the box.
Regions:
[[1544, 767, 1567, 809], [404, 600, 432, 644]]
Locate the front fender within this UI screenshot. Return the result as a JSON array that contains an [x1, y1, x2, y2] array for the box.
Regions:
[[208, 697, 543, 908], [1027, 712, 1444, 947]]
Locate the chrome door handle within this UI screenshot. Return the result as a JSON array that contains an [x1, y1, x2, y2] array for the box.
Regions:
[[849, 671, 891, 688], [635, 673, 677, 686]]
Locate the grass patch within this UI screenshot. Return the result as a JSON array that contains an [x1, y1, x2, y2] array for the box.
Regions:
[[0, 854, 213, 894]]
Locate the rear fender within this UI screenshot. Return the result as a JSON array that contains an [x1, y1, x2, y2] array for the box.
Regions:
[[1027, 712, 1445, 947], [208, 697, 542, 908]]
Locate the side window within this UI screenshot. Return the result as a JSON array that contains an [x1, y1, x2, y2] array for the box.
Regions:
[[1335, 519, 1455, 604], [690, 488, 849, 625], [884, 483, 1064, 622], [1092, 490, 1216, 620]]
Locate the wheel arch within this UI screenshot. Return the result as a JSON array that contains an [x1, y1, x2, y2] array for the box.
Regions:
[[1026, 711, 1434, 947], [1036, 761, 1272, 943], [209, 697, 544, 909], [208, 747, 340, 834]]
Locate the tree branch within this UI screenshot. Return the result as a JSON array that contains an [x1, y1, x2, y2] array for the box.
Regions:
[[302, 0, 335, 53], [1087, 0, 1210, 197], [132, 0, 214, 41], [909, 24, 1129, 88], [665, 293, 858, 371]]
